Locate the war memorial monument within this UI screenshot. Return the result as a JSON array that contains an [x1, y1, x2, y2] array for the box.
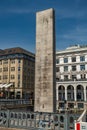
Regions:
[[34, 8, 56, 113]]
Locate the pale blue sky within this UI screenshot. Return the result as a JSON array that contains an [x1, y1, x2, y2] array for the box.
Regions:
[[0, 0, 87, 53]]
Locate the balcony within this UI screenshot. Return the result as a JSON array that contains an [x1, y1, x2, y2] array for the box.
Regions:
[[56, 78, 87, 82]]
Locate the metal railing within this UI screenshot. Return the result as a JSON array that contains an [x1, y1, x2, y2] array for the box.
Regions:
[[0, 99, 32, 105], [0, 110, 81, 130], [56, 78, 87, 82]]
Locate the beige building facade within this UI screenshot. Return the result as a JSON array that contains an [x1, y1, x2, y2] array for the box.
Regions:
[[0, 47, 35, 99]]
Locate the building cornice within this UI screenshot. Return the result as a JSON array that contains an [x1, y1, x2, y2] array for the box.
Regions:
[[56, 47, 87, 56]]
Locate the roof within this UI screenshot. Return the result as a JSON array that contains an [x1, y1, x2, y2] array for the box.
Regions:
[[0, 47, 35, 58], [56, 45, 87, 55]]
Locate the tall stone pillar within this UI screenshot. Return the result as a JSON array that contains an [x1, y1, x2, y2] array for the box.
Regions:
[[65, 88, 67, 101], [74, 86, 77, 101], [84, 86, 86, 101], [34, 8, 56, 112]]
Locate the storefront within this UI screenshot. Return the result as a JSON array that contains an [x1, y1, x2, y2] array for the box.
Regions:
[[0, 83, 13, 99]]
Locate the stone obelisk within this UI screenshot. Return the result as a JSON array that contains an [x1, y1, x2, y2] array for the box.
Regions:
[[34, 8, 56, 112]]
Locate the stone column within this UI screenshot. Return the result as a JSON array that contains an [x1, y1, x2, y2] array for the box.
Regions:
[[74, 86, 77, 101], [56, 86, 58, 110], [84, 86, 86, 101], [65, 88, 67, 101], [56, 86, 58, 101], [34, 8, 56, 112]]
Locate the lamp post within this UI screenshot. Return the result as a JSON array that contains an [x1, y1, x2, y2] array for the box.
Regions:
[[64, 100, 69, 130]]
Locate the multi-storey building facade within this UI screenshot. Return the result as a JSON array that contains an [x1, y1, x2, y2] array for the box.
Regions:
[[56, 45, 87, 110], [0, 47, 35, 99]]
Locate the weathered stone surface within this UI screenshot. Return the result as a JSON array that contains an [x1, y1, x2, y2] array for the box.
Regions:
[[34, 8, 56, 112]]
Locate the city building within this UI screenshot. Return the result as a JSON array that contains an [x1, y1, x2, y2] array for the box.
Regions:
[[56, 45, 87, 110], [0, 47, 35, 99]]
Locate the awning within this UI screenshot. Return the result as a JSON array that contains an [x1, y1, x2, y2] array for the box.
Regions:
[[5, 83, 13, 88], [0, 83, 13, 89], [0, 84, 3, 88]]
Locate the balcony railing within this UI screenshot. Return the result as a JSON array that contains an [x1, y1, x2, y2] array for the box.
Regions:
[[56, 78, 87, 82], [0, 99, 32, 105]]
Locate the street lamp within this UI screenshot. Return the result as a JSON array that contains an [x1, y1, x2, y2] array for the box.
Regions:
[[64, 100, 69, 130]]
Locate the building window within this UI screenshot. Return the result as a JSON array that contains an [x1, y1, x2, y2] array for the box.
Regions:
[[16, 91, 20, 99], [0, 61, 2, 65], [0, 68, 2, 72], [18, 59, 21, 63], [56, 78, 59, 81], [3, 60, 8, 64], [80, 65, 85, 70], [56, 67, 59, 72], [18, 75, 20, 80], [72, 57, 76, 62], [11, 67, 15, 71], [78, 103, 84, 108], [18, 67, 21, 71], [56, 59, 59, 64], [80, 56, 85, 62], [84, 74, 86, 79], [81, 74, 86, 79], [64, 75, 68, 80], [59, 103, 64, 108], [0, 76, 1, 80], [11, 75, 15, 79], [18, 81, 20, 88], [3, 67, 8, 72], [3, 75, 8, 79], [11, 59, 15, 64], [72, 75, 76, 80], [64, 66, 68, 72], [64, 58, 68, 63], [72, 65, 76, 71]]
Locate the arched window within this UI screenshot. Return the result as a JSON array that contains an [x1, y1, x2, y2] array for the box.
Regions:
[[58, 85, 65, 100], [67, 85, 74, 101], [76, 85, 84, 101]]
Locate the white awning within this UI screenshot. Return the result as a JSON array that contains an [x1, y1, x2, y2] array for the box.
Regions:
[[5, 83, 13, 88], [0, 83, 13, 89], [1, 84, 7, 88], [0, 84, 7, 89], [0, 84, 3, 87]]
